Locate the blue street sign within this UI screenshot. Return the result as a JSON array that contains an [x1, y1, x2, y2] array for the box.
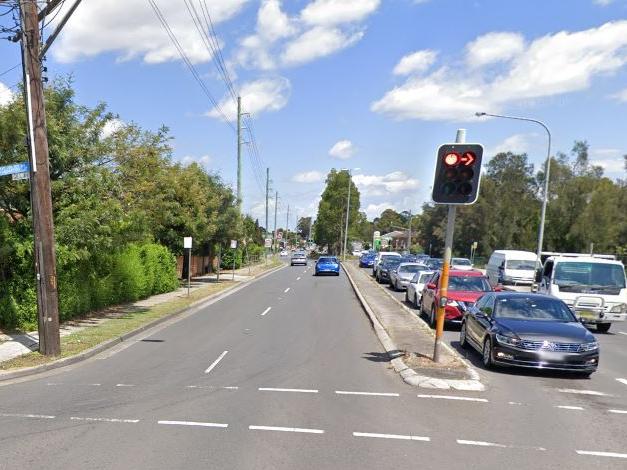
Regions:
[[0, 162, 29, 177]]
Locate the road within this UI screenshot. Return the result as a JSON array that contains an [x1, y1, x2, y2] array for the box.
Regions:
[[1, 264, 626, 469]]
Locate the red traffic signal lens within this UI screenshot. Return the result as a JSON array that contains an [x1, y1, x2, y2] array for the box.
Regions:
[[460, 151, 476, 166], [444, 152, 461, 167]]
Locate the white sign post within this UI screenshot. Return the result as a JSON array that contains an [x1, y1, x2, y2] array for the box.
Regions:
[[230, 240, 238, 279], [184, 237, 192, 296]]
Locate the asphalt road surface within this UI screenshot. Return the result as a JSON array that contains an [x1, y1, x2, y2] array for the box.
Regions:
[[1, 264, 626, 469]]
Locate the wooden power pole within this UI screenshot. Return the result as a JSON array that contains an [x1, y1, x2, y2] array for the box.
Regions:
[[19, 0, 61, 355]]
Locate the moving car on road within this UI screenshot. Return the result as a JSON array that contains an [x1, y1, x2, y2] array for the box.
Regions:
[[375, 257, 402, 284], [359, 251, 376, 268], [460, 292, 599, 376], [315, 256, 340, 276], [389, 263, 426, 291], [406, 270, 435, 308], [280, 250, 289, 256], [421, 270, 493, 327], [451, 257, 473, 270], [290, 252, 307, 266]]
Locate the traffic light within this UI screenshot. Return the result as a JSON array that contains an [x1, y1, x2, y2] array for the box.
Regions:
[[431, 143, 483, 205]]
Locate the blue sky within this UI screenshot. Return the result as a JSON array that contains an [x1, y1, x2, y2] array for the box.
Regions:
[[1, 0, 626, 228]]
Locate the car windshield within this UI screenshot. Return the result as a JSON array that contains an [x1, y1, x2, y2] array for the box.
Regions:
[[382, 259, 401, 268], [495, 297, 576, 322], [418, 272, 434, 283], [399, 264, 422, 273], [507, 259, 536, 270], [448, 276, 491, 291], [318, 257, 337, 263], [554, 262, 626, 289], [452, 258, 472, 266]]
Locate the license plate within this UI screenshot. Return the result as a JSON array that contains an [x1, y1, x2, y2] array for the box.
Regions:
[[578, 310, 597, 320]]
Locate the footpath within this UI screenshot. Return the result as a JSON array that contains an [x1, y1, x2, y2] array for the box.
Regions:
[[343, 260, 484, 391], [0, 260, 282, 369]]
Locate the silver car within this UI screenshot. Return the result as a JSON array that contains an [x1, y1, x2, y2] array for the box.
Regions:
[[405, 270, 435, 308], [290, 252, 307, 266], [389, 263, 427, 291]]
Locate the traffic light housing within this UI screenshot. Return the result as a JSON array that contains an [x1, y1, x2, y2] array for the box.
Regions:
[[431, 143, 483, 205]]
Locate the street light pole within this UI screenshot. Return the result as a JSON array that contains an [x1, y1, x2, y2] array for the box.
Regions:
[[475, 112, 552, 284], [343, 169, 352, 261]]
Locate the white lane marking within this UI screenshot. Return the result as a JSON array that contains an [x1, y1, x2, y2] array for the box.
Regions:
[[205, 350, 229, 374], [284, 287, 290, 293], [556, 405, 584, 410], [353, 432, 430, 441], [336, 391, 399, 397], [508, 402, 523, 405], [457, 440, 507, 448], [116, 384, 135, 387], [576, 450, 627, 459], [417, 394, 488, 403], [158, 420, 228, 428], [616, 378, 627, 387], [259, 388, 318, 393], [261, 307, 272, 316], [618, 332, 627, 336], [70, 417, 139, 423], [558, 388, 609, 396], [249, 425, 324, 434], [609, 409, 627, 414], [297, 277, 301, 281], [186, 385, 238, 390], [0, 413, 55, 419]]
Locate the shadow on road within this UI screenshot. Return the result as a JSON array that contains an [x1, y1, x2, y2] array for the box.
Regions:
[[362, 351, 399, 362]]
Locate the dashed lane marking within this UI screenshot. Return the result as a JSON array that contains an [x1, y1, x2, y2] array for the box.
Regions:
[[249, 425, 324, 434], [618, 332, 627, 336], [259, 388, 319, 393], [609, 409, 627, 414], [158, 420, 228, 428], [261, 307, 272, 316], [116, 384, 135, 387], [616, 378, 627, 387], [284, 287, 291, 293], [353, 432, 430, 441], [576, 450, 627, 459], [335, 391, 399, 397], [70, 417, 139, 423], [205, 350, 229, 374], [556, 405, 584, 410], [0, 413, 55, 419], [186, 385, 238, 390], [457, 440, 507, 448], [508, 402, 523, 405], [297, 277, 301, 281], [558, 388, 609, 396], [417, 394, 488, 403]]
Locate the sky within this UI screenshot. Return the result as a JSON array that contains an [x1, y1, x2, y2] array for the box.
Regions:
[[1, 0, 626, 228]]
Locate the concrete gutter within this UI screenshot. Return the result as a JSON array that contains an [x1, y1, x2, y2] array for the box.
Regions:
[[0, 263, 285, 383], [342, 262, 484, 391]]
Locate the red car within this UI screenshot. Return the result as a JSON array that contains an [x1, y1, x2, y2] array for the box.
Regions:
[[420, 270, 494, 327]]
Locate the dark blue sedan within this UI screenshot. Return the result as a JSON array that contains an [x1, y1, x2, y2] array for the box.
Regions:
[[315, 256, 340, 276], [359, 251, 376, 268]]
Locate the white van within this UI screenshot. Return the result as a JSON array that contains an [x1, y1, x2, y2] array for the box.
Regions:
[[486, 250, 538, 287], [537, 254, 627, 333]]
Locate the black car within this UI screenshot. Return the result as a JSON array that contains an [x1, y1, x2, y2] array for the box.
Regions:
[[426, 258, 444, 270], [460, 292, 599, 376], [375, 258, 402, 284]]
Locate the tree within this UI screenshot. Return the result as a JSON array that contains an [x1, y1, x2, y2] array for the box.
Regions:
[[296, 216, 312, 240], [373, 209, 404, 234]]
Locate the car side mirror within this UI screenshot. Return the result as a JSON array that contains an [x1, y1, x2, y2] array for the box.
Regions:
[[426, 283, 436, 289]]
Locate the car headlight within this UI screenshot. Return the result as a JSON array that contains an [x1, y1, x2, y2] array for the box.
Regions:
[[495, 333, 521, 347], [610, 303, 627, 314], [579, 341, 599, 352]]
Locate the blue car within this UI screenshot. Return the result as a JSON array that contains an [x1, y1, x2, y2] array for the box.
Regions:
[[359, 251, 376, 268], [315, 256, 340, 276]]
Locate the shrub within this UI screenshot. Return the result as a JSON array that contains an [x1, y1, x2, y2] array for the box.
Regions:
[[220, 248, 242, 269]]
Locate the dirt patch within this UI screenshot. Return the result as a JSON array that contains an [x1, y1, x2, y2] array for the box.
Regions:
[[403, 351, 466, 370]]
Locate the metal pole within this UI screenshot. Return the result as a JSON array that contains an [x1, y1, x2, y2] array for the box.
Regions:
[[286, 204, 290, 250], [274, 191, 278, 255], [407, 210, 412, 252], [187, 248, 191, 297], [265, 167, 269, 263], [237, 96, 242, 213], [343, 170, 352, 261], [434, 128, 465, 363]]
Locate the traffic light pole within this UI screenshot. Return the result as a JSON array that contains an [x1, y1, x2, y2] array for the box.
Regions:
[[433, 129, 465, 363]]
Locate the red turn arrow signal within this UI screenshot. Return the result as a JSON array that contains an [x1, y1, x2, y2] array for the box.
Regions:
[[460, 152, 476, 166]]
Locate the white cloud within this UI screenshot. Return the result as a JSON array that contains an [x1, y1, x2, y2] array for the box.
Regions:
[[0, 82, 13, 106], [373, 20, 627, 121], [594, 0, 614, 6], [610, 87, 627, 102], [365, 202, 397, 219], [329, 140, 356, 159], [207, 77, 291, 121], [292, 170, 325, 183], [100, 118, 125, 139], [353, 171, 420, 196], [591, 157, 625, 173], [281, 26, 364, 66], [466, 32, 525, 67], [590, 147, 621, 157], [490, 133, 535, 156], [393, 50, 437, 76], [51, 0, 249, 63], [181, 154, 212, 168], [301, 0, 380, 25]]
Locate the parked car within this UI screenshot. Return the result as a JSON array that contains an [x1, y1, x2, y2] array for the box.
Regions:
[[359, 251, 376, 268], [460, 292, 599, 376], [451, 257, 473, 270], [290, 252, 307, 266], [375, 257, 402, 284], [372, 251, 401, 276], [389, 263, 427, 291], [406, 270, 435, 308], [486, 250, 538, 287], [426, 258, 444, 270], [421, 269, 494, 327], [314, 256, 340, 276]]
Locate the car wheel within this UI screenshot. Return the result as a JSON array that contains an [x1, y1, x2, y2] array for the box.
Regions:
[[459, 322, 469, 349], [429, 306, 436, 328], [404, 291, 409, 303], [596, 323, 611, 333], [414, 294, 419, 309], [482, 338, 493, 369]]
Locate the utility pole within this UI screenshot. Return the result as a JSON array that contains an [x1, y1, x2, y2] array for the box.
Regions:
[[236, 96, 242, 212], [433, 129, 466, 363], [407, 210, 412, 251], [286, 204, 290, 250], [308, 216, 313, 245], [343, 170, 352, 261], [19, 1, 60, 356], [265, 167, 270, 262], [273, 191, 278, 254]]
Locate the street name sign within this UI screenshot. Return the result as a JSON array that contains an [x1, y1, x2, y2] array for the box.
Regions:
[[0, 162, 29, 177]]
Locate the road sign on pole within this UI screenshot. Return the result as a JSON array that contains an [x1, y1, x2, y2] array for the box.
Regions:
[[230, 240, 237, 249], [0, 162, 30, 177], [265, 238, 272, 248]]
